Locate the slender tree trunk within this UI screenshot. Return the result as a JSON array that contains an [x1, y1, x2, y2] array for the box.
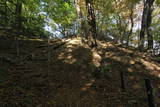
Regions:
[[85, 0, 97, 47], [4, 0, 8, 26], [127, 7, 134, 47], [75, 0, 88, 42], [117, 15, 124, 44], [75, 0, 82, 36], [15, 0, 22, 57], [16, 37, 19, 57], [146, 0, 154, 49], [140, 0, 147, 50], [15, 0, 22, 31]]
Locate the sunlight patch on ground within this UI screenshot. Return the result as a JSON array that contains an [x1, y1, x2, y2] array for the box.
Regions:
[[81, 79, 95, 91], [140, 59, 160, 71], [127, 68, 134, 72], [111, 56, 122, 62], [66, 44, 74, 48], [91, 49, 102, 67], [140, 58, 160, 77], [28, 38, 44, 41], [58, 52, 77, 64], [130, 60, 135, 65], [118, 47, 134, 53], [97, 40, 114, 49], [58, 38, 103, 67], [128, 76, 135, 80], [132, 84, 142, 90], [66, 38, 81, 45], [105, 52, 115, 58], [57, 38, 84, 64]]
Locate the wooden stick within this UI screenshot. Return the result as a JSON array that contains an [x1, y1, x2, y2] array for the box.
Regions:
[[120, 71, 125, 91], [145, 78, 155, 107]]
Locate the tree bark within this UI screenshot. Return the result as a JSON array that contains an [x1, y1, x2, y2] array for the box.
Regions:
[[85, 0, 97, 47], [127, 6, 134, 47], [145, 79, 155, 107], [75, 0, 82, 35], [15, 0, 22, 31], [146, 0, 154, 49], [139, 0, 155, 50], [4, 0, 8, 26], [140, 0, 147, 50], [15, 0, 22, 57]]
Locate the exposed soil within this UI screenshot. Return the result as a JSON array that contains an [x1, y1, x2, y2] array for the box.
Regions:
[[0, 32, 160, 107]]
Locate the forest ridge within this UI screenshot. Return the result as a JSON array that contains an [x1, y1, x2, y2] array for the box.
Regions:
[[0, 0, 160, 106]]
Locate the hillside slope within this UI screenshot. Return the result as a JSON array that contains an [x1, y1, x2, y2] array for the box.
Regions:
[[0, 33, 160, 106]]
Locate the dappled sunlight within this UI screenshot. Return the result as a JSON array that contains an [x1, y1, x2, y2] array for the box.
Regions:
[[127, 68, 134, 72], [98, 41, 114, 49], [57, 52, 77, 64], [105, 52, 114, 57], [66, 38, 81, 45], [81, 79, 95, 91], [129, 60, 136, 65], [106, 53, 130, 64], [118, 47, 134, 54], [140, 58, 160, 73], [56, 38, 92, 65], [132, 83, 143, 90], [111, 56, 122, 62], [56, 38, 104, 67], [91, 49, 102, 67], [66, 44, 74, 48], [99, 40, 160, 79], [1, 35, 160, 106], [67, 48, 73, 52], [27, 38, 44, 41], [97, 39, 160, 78], [1, 0, 160, 104], [150, 72, 160, 78], [106, 52, 160, 78], [128, 76, 135, 80]]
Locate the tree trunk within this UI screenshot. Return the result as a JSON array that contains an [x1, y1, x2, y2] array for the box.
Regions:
[[85, 0, 97, 47], [75, 0, 88, 42], [15, 0, 22, 57], [4, 0, 8, 26], [127, 6, 134, 47], [15, 0, 22, 31], [139, 0, 155, 50], [117, 14, 124, 44], [75, 0, 82, 35], [139, 0, 147, 50], [146, 0, 154, 49]]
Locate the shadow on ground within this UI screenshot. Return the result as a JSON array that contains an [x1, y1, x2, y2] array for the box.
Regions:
[[0, 37, 160, 106]]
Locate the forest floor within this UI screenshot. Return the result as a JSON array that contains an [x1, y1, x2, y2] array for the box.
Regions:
[[0, 31, 160, 107]]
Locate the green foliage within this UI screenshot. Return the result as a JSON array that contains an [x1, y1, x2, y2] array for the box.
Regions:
[[42, 0, 77, 28], [0, 0, 159, 44], [0, 0, 46, 37], [156, 0, 160, 5], [152, 8, 160, 42]]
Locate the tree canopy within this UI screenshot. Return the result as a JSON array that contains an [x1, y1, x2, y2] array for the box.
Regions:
[[0, 0, 160, 50]]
